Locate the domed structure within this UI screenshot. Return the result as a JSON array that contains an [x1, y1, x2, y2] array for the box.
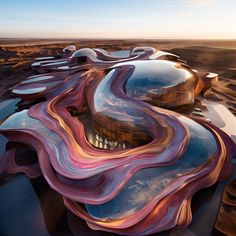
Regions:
[[123, 60, 199, 108], [62, 45, 76, 53], [71, 48, 99, 63]]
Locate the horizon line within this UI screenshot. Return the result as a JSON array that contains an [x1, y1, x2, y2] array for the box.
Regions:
[[1, 37, 236, 41]]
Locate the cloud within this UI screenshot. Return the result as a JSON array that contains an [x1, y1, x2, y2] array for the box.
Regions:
[[184, 0, 217, 7]]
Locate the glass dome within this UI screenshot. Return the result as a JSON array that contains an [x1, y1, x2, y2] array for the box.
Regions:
[[62, 45, 76, 52], [71, 48, 98, 61], [122, 60, 198, 108]]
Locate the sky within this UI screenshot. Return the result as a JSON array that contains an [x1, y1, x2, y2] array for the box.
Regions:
[[0, 0, 235, 39]]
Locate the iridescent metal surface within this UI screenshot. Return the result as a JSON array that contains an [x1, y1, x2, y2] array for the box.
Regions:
[[0, 46, 235, 235]]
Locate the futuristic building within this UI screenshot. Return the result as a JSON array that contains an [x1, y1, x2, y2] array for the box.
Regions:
[[32, 45, 77, 72], [0, 46, 235, 235], [31, 46, 182, 73]]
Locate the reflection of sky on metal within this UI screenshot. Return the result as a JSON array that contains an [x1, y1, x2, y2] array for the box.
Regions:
[[110, 50, 130, 58], [86, 116, 217, 220], [21, 75, 54, 84], [0, 0, 235, 39], [12, 87, 46, 95], [0, 47, 235, 235], [125, 60, 192, 89]]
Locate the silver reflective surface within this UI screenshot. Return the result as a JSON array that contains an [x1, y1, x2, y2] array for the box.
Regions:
[[71, 48, 98, 61], [109, 50, 130, 58], [125, 60, 193, 93], [21, 76, 55, 84], [12, 87, 46, 95], [86, 116, 217, 220]]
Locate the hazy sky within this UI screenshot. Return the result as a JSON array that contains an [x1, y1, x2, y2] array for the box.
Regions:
[[0, 0, 235, 39]]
